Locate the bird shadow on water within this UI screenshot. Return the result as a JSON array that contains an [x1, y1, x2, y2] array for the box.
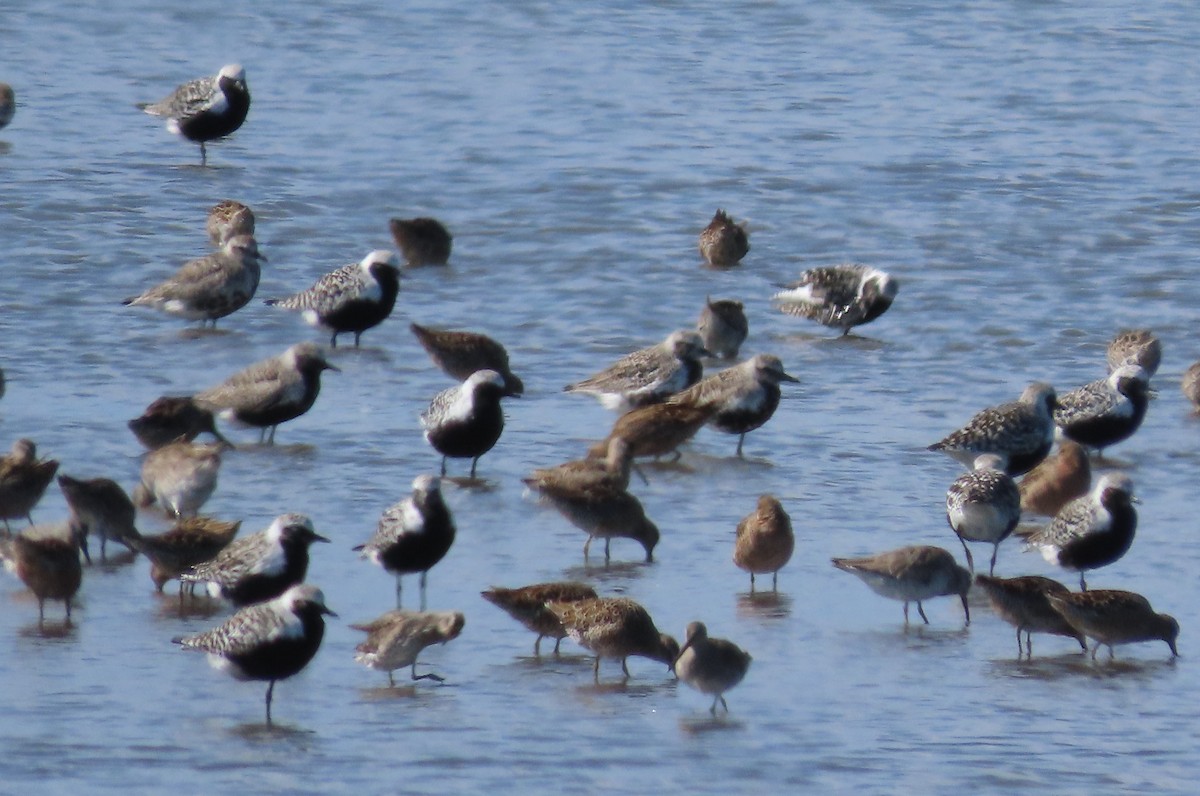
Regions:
[[735, 589, 793, 620], [987, 652, 1178, 682], [228, 721, 316, 744], [443, 475, 500, 493], [154, 592, 225, 621], [771, 330, 889, 352], [18, 619, 78, 641], [178, 327, 237, 341], [678, 714, 747, 736], [561, 558, 652, 585], [231, 442, 318, 459]]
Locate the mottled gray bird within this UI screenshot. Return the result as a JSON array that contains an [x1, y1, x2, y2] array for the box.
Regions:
[[123, 235, 266, 327], [565, 330, 708, 412], [670, 354, 799, 456], [929, 382, 1057, 476]]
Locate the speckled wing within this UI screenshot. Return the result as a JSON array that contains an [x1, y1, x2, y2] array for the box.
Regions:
[[178, 601, 295, 655], [774, 266, 866, 325], [361, 497, 424, 551], [138, 251, 243, 303], [182, 530, 270, 585], [672, 364, 740, 409], [141, 75, 219, 120], [946, 469, 1020, 513], [566, 347, 676, 396], [195, 357, 300, 414], [419, 384, 460, 430], [270, 263, 376, 315], [932, 401, 1041, 453], [1053, 378, 1124, 427], [1025, 494, 1103, 549]]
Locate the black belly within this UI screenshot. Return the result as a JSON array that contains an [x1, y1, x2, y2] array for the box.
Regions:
[[223, 568, 306, 607], [378, 530, 454, 576], [428, 406, 504, 458], [711, 387, 781, 435], [179, 91, 250, 144], [235, 393, 317, 430], [323, 297, 396, 334], [228, 628, 324, 682]]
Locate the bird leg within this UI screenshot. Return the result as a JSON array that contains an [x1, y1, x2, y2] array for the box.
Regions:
[[736, 434, 746, 457], [917, 602, 930, 624], [957, 537, 975, 574], [989, 544, 1000, 577], [440, 457, 447, 477], [419, 571, 428, 612], [410, 663, 445, 683], [749, 572, 756, 593], [583, 535, 593, 561], [395, 576, 403, 610], [1079, 573, 1088, 592], [265, 680, 275, 725], [470, 457, 480, 479]]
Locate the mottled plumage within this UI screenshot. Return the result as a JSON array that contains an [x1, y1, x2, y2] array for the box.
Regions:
[[0, 525, 83, 625], [696, 297, 749, 359], [773, 264, 898, 335], [0, 439, 59, 532], [266, 250, 401, 347], [929, 382, 1058, 476], [1018, 441, 1091, 518], [1053, 365, 1150, 453], [547, 597, 679, 681], [526, 437, 634, 493], [352, 610, 465, 686], [587, 401, 715, 462], [206, 200, 255, 247], [565, 331, 708, 412], [410, 323, 524, 395], [481, 581, 598, 656], [945, 454, 1021, 576], [698, 209, 749, 267], [421, 370, 510, 478], [138, 64, 250, 165], [128, 395, 229, 450], [525, 472, 659, 563], [122, 235, 266, 327], [832, 545, 972, 626], [1046, 589, 1178, 660], [670, 354, 799, 456], [973, 574, 1086, 658], [733, 494, 794, 591], [1183, 360, 1200, 412], [57, 474, 140, 563], [673, 622, 752, 715], [128, 517, 241, 594], [1106, 329, 1161, 378], [132, 440, 223, 518], [388, 217, 452, 266]]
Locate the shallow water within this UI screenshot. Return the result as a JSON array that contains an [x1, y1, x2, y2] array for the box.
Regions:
[[3, 1, 1200, 793]]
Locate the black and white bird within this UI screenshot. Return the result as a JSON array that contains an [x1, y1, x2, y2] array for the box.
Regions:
[[138, 64, 250, 165], [181, 513, 330, 606], [670, 354, 800, 456], [945, 454, 1021, 576], [929, 382, 1058, 476], [265, 250, 401, 348], [1053, 365, 1150, 455], [194, 342, 338, 444], [421, 370, 511, 478], [1023, 472, 1137, 591], [565, 330, 709, 412], [123, 235, 266, 328], [174, 583, 335, 725], [353, 475, 455, 610], [772, 264, 898, 335]]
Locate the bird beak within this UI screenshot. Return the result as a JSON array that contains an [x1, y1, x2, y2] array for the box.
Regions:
[[312, 532, 332, 544], [321, 605, 338, 618], [780, 371, 800, 383], [323, 361, 341, 373]]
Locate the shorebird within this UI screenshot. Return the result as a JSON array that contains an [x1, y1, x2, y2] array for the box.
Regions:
[[1106, 328, 1161, 378], [352, 610, 465, 686], [206, 200, 255, 247], [354, 475, 455, 610], [481, 581, 598, 656], [945, 454, 1021, 576], [696, 297, 749, 359], [733, 494, 794, 591], [525, 472, 659, 563], [929, 382, 1058, 476], [673, 622, 752, 715], [128, 395, 229, 450], [698, 209, 749, 267], [194, 342, 338, 444], [0, 439, 59, 532], [1018, 440, 1091, 518], [57, 474, 140, 563], [973, 574, 1087, 658], [670, 354, 800, 456], [128, 517, 241, 595], [526, 437, 635, 493], [0, 82, 14, 131], [181, 513, 329, 606], [565, 330, 708, 412], [421, 370, 511, 478], [546, 597, 679, 681], [587, 401, 715, 462], [132, 440, 224, 518], [1183, 360, 1200, 412], [0, 524, 84, 626], [174, 583, 334, 725], [1053, 365, 1150, 455], [410, 323, 524, 395], [388, 217, 453, 266], [1046, 589, 1178, 660], [1023, 472, 1137, 591], [265, 250, 401, 348], [138, 64, 250, 165], [832, 545, 971, 626], [122, 235, 266, 328], [772, 264, 898, 335]]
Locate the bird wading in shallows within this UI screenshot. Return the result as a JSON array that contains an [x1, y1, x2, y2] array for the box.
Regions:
[[138, 64, 250, 165]]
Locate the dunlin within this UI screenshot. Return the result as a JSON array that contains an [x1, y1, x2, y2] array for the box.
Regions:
[[128, 516, 241, 594], [352, 610, 465, 686], [733, 494, 794, 591], [526, 437, 635, 493], [973, 574, 1086, 657], [945, 454, 1021, 576], [698, 209, 749, 267], [832, 545, 971, 626], [481, 581, 598, 656], [525, 473, 659, 563], [0, 524, 83, 626], [132, 440, 224, 518], [388, 217, 453, 266], [266, 250, 401, 348], [773, 264, 898, 335], [670, 354, 799, 456], [128, 395, 229, 450], [0, 439, 59, 532], [673, 622, 752, 715], [206, 200, 255, 247], [587, 401, 715, 462], [929, 382, 1057, 476], [1018, 441, 1091, 518], [138, 64, 250, 165], [122, 235, 266, 327], [1053, 365, 1150, 454], [696, 297, 749, 359], [410, 323, 524, 395], [546, 597, 679, 681], [565, 330, 708, 412], [57, 474, 140, 563], [1046, 589, 1178, 660], [421, 370, 510, 478], [1106, 328, 1161, 378]]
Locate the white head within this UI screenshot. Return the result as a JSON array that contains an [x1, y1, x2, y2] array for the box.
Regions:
[[360, 249, 397, 272], [223, 234, 264, 261], [465, 369, 507, 393], [217, 64, 246, 83], [278, 583, 334, 615], [1108, 364, 1149, 390], [1093, 471, 1134, 500], [1019, 383, 1057, 416], [665, 330, 709, 359], [266, 512, 316, 542], [412, 474, 441, 496]]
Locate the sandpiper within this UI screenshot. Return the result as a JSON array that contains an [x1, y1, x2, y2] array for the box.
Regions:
[[410, 323, 524, 396], [772, 264, 898, 335], [696, 297, 749, 359], [266, 250, 401, 348], [1046, 589, 1178, 660], [1183, 360, 1200, 412], [354, 475, 455, 610], [352, 610, 465, 686], [733, 494, 794, 591], [128, 517, 241, 595], [421, 370, 511, 478], [206, 200, 256, 247], [1018, 440, 1091, 518], [832, 545, 971, 626], [587, 401, 715, 462], [0, 524, 83, 626], [1053, 365, 1150, 455], [0, 82, 14, 131], [128, 395, 229, 450], [945, 454, 1021, 576], [525, 473, 659, 563], [698, 209, 749, 267], [0, 439, 59, 533], [670, 354, 800, 456], [929, 382, 1058, 476], [132, 440, 224, 518], [122, 235, 266, 328], [973, 574, 1087, 658], [546, 597, 679, 681], [526, 437, 635, 493], [174, 583, 334, 725], [565, 331, 708, 412], [138, 64, 250, 165], [388, 217, 453, 266], [673, 622, 752, 715], [1106, 328, 1161, 378], [57, 474, 140, 563], [194, 342, 338, 444], [1023, 472, 1137, 591], [181, 513, 329, 606], [481, 581, 598, 656]]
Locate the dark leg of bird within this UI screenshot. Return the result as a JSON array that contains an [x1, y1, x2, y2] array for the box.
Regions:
[[265, 680, 274, 725], [440, 456, 447, 476], [1107, 645, 1115, 660], [258, 427, 268, 444], [267, 425, 277, 445], [958, 537, 975, 574], [411, 664, 445, 683], [583, 536, 592, 561], [719, 695, 729, 714], [917, 601, 930, 624], [1026, 631, 1033, 658], [534, 635, 543, 657], [1014, 628, 1023, 658], [736, 434, 746, 457], [1090, 644, 1100, 661], [388, 671, 395, 687], [604, 538, 611, 564], [37, 598, 45, 628], [632, 463, 650, 485], [65, 598, 72, 622], [902, 602, 910, 625], [101, 537, 108, 563], [553, 636, 564, 655], [621, 658, 632, 679], [329, 332, 338, 348], [1079, 573, 1088, 592], [394, 577, 403, 610], [749, 572, 756, 593], [470, 457, 479, 479], [592, 656, 601, 682], [419, 571, 427, 611], [709, 698, 718, 716], [354, 332, 362, 347], [199, 142, 207, 166], [771, 571, 779, 591], [989, 543, 999, 577]]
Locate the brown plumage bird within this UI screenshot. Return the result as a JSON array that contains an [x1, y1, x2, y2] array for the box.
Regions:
[[673, 621, 752, 715], [733, 495, 794, 591], [547, 597, 679, 681], [388, 217, 452, 266], [0, 525, 83, 626], [128, 395, 230, 450], [0, 439, 59, 533], [57, 474, 140, 563], [128, 517, 241, 595], [832, 545, 972, 626], [482, 581, 598, 656], [1018, 441, 1091, 518], [1047, 589, 1179, 660], [698, 209, 749, 267], [587, 401, 715, 463], [526, 437, 635, 493], [410, 323, 523, 395], [352, 610, 465, 686], [973, 574, 1087, 658]]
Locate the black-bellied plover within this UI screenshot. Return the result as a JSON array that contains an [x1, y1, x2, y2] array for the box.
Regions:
[[421, 370, 510, 478], [122, 235, 266, 328], [673, 621, 752, 715], [181, 513, 329, 606], [206, 200, 256, 247], [1183, 360, 1200, 412], [1018, 440, 1091, 518], [138, 64, 250, 165], [174, 583, 334, 724], [973, 574, 1087, 658], [352, 610, 465, 686], [265, 250, 401, 348], [526, 436, 635, 493], [525, 472, 659, 563], [587, 401, 715, 462], [670, 354, 799, 456], [194, 342, 338, 444], [128, 395, 229, 450], [929, 382, 1057, 476], [546, 597, 679, 682], [772, 264, 898, 335], [388, 217, 453, 266], [1106, 328, 1161, 378], [1023, 472, 1137, 591], [0, 83, 14, 131], [1046, 589, 1178, 660], [0, 439, 59, 533], [565, 330, 708, 412], [832, 545, 971, 626], [410, 323, 524, 396], [132, 440, 224, 518], [57, 474, 140, 563], [1053, 365, 1150, 455], [733, 494, 794, 591], [0, 524, 83, 626], [354, 475, 455, 610], [481, 581, 598, 656], [945, 454, 1021, 576], [129, 517, 241, 595], [698, 209, 749, 267], [696, 297, 749, 359]]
